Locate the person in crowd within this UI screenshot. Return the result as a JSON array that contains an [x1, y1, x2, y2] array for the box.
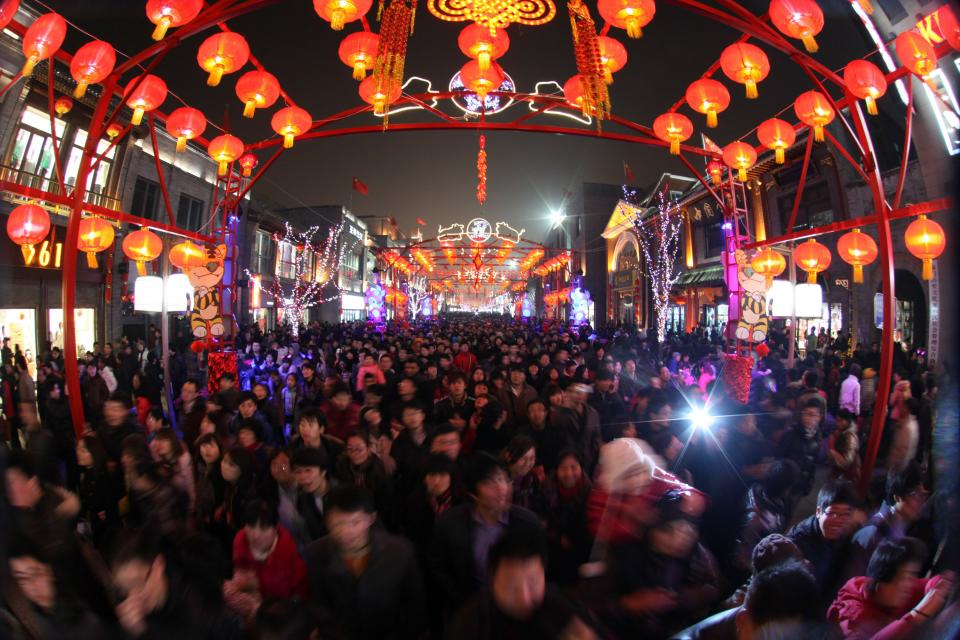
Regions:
[[434, 370, 475, 429], [828, 409, 861, 482], [193, 433, 225, 531], [229, 499, 308, 604], [152, 427, 195, 509], [290, 407, 342, 474], [216, 372, 241, 414], [95, 392, 141, 478], [292, 446, 334, 541], [502, 434, 545, 516], [389, 400, 433, 495], [335, 430, 392, 519], [542, 449, 593, 585], [75, 434, 120, 546], [779, 399, 823, 496], [200, 409, 232, 444], [210, 446, 258, 555], [521, 398, 566, 472], [839, 364, 862, 416], [231, 391, 274, 446], [589, 367, 626, 424], [497, 364, 538, 429], [321, 382, 362, 443], [732, 459, 800, 578], [81, 361, 110, 426]]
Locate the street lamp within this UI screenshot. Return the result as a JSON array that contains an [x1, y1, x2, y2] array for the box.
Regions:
[[550, 208, 566, 227]]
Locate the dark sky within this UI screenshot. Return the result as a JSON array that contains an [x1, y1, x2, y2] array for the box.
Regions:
[[52, 0, 876, 241]]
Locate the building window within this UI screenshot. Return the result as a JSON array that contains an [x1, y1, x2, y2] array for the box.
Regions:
[[250, 229, 273, 274], [705, 222, 725, 257], [177, 194, 205, 231], [777, 181, 834, 232], [276, 241, 296, 279], [131, 176, 161, 220], [63, 129, 116, 203], [7, 106, 66, 188]]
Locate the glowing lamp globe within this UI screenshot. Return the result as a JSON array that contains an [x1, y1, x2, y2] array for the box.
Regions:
[[339, 32, 380, 81], [836, 227, 877, 283], [938, 5, 960, 51], [597, 36, 628, 84], [904, 214, 946, 280], [359, 76, 401, 116], [751, 248, 786, 287], [757, 117, 796, 164], [235, 70, 280, 118], [313, 0, 373, 31], [77, 217, 115, 268], [461, 60, 506, 101], [21, 13, 67, 77], [54, 96, 73, 116], [146, 0, 203, 40], [843, 60, 886, 116], [653, 112, 693, 155], [793, 238, 831, 284], [895, 31, 937, 78], [123, 228, 163, 276], [134, 276, 163, 312], [722, 141, 757, 182], [685, 78, 730, 128], [458, 24, 509, 74], [6, 204, 50, 261], [794, 90, 834, 142], [765, 279, 794, 317], [707, 159, 724, 185], [207, 134, 244, 176], [169, 240, 207, 269], [270, 106, 312, 149], [0, 0, 20, 31], [106, 122, 123, 139], [197, 32, 250, 87], [597, 0, 656, 39], [70, 40, 116, 99], [720, 42, 770, 99], [794, 283, 822, 318], [769, 0, 824, 53], [239, 153, 258, 177], [166, 107, 206, 153], [124, 74, 167, 126], [165, 273, 195, 313]]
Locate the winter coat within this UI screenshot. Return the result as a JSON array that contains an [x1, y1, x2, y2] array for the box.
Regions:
[[828, 575, 942, 639], [232, 525, 308, 601]]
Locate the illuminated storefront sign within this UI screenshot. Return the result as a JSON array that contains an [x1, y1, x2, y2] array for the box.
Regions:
[[22, 239, 63, 268]]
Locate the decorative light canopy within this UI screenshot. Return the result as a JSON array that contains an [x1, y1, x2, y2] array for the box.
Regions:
[[843, 59, 886, 116], [124, 74, 168, 125], [794, 90, 834, 142], [769, 0, 823, 53], [904, 214, 946, 280], [77, 217, 115, 268], [597, 36, 628, 85], [122, 228, 163, 276], [339, 32, 380, 81], [6, 204, 50, 260], [894, 31, 937, 78], [166, 106, 207, 152], [314, 0, 374, 31], [70, 40, 116, 99], [722, 141, 757, 181], [146, 0, 203, 40], [235, 70, 281, 118], [793, 238, 831, 283], [359, 75, 402, 116], [653, 112, 693, 155], [428, 0, 556, 35], [21, 13, 67, 77], [837, 227, 877, 283], [197, 32, 250, 87], [207, 133, 244, 175], [751, 247, 786, 287], [271, 106, 312, 148], [757, 117, 796, 164], [720, 42, 770, 99], [597, 0, 656, 39], [460, 59, 506, 100], [685, 78, 730, 128], [169, 240, 207, 269]]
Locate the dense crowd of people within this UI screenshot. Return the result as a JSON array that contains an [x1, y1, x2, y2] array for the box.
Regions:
[[1, 314, 957, 639]]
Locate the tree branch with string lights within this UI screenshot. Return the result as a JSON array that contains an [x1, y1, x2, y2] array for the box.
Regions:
[[633, 188, 683, 344], [246, 222, 357, 337]]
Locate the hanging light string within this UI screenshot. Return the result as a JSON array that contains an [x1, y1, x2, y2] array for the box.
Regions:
[[633, 189, 683, 343]]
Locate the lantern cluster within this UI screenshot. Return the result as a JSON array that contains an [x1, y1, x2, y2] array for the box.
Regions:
[[457, 24, 512, 102]]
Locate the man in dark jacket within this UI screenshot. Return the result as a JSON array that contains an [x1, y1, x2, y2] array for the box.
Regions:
[[175, 379, 206, 446], [95, 393, 140, 487], [428, 453, 544, 617], [495, 365, 538, 430], [292, 447, 333, 542], [306, 486, 424, 639]]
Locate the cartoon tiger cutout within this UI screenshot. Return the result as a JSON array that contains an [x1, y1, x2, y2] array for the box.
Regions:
[[185, 244, 227, 339]]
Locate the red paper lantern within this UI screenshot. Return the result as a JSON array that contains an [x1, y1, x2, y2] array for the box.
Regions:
[[146, 0, 203, 40], [359, 76, 402, 116], [895, 31, 937, 78], [707, 159, 724, 185], [70, 40, 116, 99], [653, 112, 693, 155], [77, 217, 115, 268], [843, 59, 887, 116], [722, 140, 757, 181], [0, 0, 20, 31], [106, 122, 123, 139], [313, 0, 373, 30], [239, 152, 258, 177], [563, 74, 585, 109], [124, 74, 167, 126], [837, 228, 878, 283], [197, 32, 249, 87], [938, 6, 960, 51], [271, 106, 312, 149], [685, 78, 730, 128], [597, 36, 628, 85], [169, 240, 207, 269], [793, 238, 831, 284], [207, 134, 244, 175], [794, 90, 834, 142], [235, 70, 280, 118], [123, 229, 163, 273], [720, 42, 770, 99], [166, 106, 207, 153], [21, 12, 67, 77], [460, 60, 506, 101], [458, 24, 510, 73], [54, 96, 73, 116], [6, 204, 50, 261], [597, 0, 656, 39], [904, 214, 946, 280], [757, 117, 796, 164], [750, 248, 786, 287], [339, 32, 380, 81], [769, 0, 824, 53]]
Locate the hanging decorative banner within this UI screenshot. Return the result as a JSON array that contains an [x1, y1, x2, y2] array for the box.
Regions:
[[568, 0, 610, 129], [735, 249, 772, 343], [477, 134, 487, 205], [372, 0, 416, 129]]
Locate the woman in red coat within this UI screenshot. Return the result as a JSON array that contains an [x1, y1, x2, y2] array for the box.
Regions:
[[231, 499, 309, 601]]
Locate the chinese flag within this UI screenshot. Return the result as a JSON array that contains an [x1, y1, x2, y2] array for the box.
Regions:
[[351, 177, 369, 195], [623, 161, 636, 184], [416, 217, 427, 226]]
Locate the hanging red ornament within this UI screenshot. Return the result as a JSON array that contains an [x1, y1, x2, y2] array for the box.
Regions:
[[477, 134, 487, 205], [568, 0, 610, 129], [372, 0, 417, 129]]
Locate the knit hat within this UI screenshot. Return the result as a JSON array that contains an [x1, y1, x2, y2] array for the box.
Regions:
[[597, 438, 656, 494]]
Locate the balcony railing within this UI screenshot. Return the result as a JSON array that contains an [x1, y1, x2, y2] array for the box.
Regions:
[[0, 165, 122, 212]]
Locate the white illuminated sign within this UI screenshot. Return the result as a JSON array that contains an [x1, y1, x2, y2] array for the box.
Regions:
[[466, 218, 492, 243]]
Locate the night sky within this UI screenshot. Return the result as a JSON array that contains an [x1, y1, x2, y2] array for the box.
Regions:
[[52, 0, 878, 241]]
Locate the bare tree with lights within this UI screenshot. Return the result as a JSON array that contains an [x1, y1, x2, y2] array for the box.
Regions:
[[634, 189, 684, 344], [246, 222, 356, 338]]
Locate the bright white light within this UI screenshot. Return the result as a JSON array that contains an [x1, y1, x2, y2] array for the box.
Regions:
[[550, 209, 566, 227], [689, 406, 713, 431]]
